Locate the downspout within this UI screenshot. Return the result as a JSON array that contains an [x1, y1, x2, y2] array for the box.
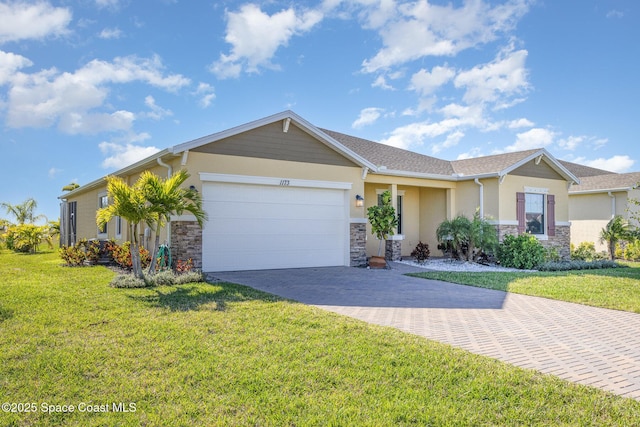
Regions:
[[608, 191, 616, 219], [157, 157, 173, 247], [474, 178, 484, 218]]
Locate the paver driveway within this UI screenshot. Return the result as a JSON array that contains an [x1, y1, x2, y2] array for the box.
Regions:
[[211, 263, 640, 400]]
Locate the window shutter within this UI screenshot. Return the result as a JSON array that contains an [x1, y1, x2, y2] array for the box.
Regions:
[[547, 194, 556, 236], [516, 192, 525, 234]]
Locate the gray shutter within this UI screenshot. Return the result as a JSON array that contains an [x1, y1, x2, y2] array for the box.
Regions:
[[516, 192, 525, 234], [547, 194, 555, 236]]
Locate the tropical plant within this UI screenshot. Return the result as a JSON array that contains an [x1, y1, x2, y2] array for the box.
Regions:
[[366, 190, 398, 257], [1, 198, 46, 224], [436, 215, 471, 260], [410, 242, 430, 263], [599, 215, 633, 261], [467, 210, 498, 261], [97, 175, 154, 279], [137, 170, 206, 273], [2, 223, 48, 253], [496, 234, 545, 270]]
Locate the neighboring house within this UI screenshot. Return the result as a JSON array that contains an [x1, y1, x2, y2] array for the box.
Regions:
[[567, 166, 640, 252], [59, 111, 579, 272]]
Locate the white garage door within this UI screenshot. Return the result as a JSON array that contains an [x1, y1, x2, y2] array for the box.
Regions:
[[201, 175, 350, 272]]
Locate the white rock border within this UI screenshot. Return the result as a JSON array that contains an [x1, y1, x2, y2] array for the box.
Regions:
[[398, 258, 536, 273]]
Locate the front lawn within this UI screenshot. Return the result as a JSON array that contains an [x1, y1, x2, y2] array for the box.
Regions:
[[1, 250, 639, 426], [409, 263, 640, 313]]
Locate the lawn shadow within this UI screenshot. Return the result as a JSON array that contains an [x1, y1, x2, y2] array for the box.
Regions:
[[0, 305, 14, 322], [127, 280, 287, 312]]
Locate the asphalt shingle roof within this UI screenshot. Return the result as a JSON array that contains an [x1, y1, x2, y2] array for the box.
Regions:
[[450, 149, 540, 176], [559, 160, 613, 178], [569, 172, 640, 193], [321, 129, 456, 176]]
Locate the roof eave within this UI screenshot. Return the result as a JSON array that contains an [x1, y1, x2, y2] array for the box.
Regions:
[[569, 187, 632, 195], [58, 148, 171, 199]]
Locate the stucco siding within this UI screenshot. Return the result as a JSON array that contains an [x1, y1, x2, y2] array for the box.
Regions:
[[499, 175, 569, 222], [571, 219, 609, 252]]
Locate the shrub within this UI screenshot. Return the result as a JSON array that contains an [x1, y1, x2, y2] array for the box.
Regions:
[[410, 242, 430, 263], [2, 224, 47, 253], [175, 258, 194, 274], [105, 241, 151, 270], [59, 244, 86, 266], [545, 247, 561, 262], [623, 240, 640, 261], [109, 274, 149, 288], [537, 260, 625, 271], [571, 242, 597, 261], [110, 270, 205, 288], [497, 234, 545, 270]]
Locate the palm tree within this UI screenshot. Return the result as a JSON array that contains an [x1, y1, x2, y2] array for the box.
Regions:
[[138, 170, 207, 273], [468, 210, 498, 261], [600, 215, 633, 261], [97, 175, 154, 279], [1, 198, 45, 224], [436, 215, 471, 260]]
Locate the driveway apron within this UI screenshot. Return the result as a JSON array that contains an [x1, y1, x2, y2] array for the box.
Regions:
[[210, 264, 640, 401]]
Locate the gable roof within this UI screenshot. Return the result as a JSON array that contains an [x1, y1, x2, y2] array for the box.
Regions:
[[62, 110, 583, 199], [569, 172, 640, 194]]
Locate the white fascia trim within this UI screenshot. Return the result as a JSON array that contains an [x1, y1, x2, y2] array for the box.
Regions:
[[350, 217, 368, 224], [569, 187, 630, 195], [556, 221, 571, 226], [199, 172, 352, 190], [388, 234, 404, 241], [487, 220, 519, 226]]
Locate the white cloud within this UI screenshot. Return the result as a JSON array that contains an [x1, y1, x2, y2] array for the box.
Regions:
[[99, 140, 160, 169], [507, 118, 534, 129], [95, 0, 121, 10], [142, 96, 172, 120], [0, 1, 71, 43], [410, 65, 455, 96], [193, 82, 216, 108], [48, 167, 61, 179], [372, 75, 394, 90], [432, 130, 465, 154], [361, 0, 530, 72], [454, 47, 529, 105], [0, 50, 32, 85], [352, 107, 384, 129], [557, 135, 585, 151], [6, 55, 189, 133], [456, 147, 485, 160], [380, 117, 463, 149], [573, 155, 634, 173], [606, 10, 624, 19], [504, 127, 555, 152], [99, 27, 123, 39], [210, 4, 323, 79]]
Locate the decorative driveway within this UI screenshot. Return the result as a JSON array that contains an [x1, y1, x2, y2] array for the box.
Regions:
[[210, 263, 640, 400]]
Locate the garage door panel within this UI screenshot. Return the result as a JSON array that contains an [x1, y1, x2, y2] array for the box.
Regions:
[[202, 181, 348, 271]]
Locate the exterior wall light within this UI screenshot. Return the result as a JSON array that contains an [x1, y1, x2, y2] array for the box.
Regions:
[[355, 194, 364, 207]]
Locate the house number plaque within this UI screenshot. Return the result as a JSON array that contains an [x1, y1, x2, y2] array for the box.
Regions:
[[279, 180, 290, 186]]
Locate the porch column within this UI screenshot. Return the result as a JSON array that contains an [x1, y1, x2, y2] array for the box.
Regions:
[[386, 183, 402, 261], [446, 188, 456, 220]]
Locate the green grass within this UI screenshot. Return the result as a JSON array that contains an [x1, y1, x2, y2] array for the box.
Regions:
[[409, 263, 640, 313], [1, 250, 639, 426]]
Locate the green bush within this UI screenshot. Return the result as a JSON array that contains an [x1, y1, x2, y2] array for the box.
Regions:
[[537, 260, 624, 271], [2, 224, 47, 253], [571, 242, 597, 261], [110, 270, 206, 288], [497, 234, 545, 270], [623, 240, 640, 261], [59, 244, 86, 266]]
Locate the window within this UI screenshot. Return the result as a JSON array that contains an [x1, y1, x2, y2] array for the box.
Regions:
[[98, 194, 109, 235], [115, 216, 122, 238], [517, 191, 555, 237], [525, 193, 544, 234]]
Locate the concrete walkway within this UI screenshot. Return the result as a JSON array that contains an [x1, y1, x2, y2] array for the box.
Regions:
[[211, 263, 640, 400]]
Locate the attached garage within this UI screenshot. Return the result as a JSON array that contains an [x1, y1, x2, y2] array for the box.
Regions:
[[201, 173, 351, 272]]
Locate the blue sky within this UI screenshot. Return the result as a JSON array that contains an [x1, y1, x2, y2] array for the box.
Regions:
[[1, 0, 638, 222]]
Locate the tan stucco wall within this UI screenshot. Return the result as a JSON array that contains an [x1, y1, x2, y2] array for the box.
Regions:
[[419, 187, 447, 255], [569, 193, 617, 221], [571, 219, 609, 252]]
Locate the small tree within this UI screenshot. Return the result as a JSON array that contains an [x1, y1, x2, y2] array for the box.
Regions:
[[468, 210, 498, 261], [367, 190, 398, 257], [599, 215, 633, 261]]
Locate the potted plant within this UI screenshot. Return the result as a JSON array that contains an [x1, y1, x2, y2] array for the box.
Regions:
[[366, 190, 398, 268]]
